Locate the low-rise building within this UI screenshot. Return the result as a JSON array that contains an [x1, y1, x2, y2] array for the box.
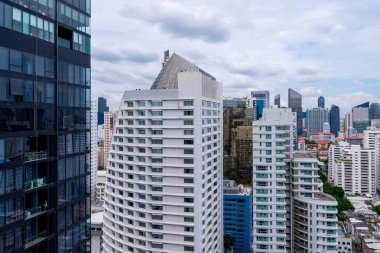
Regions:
[[88, 212, 104, 253]]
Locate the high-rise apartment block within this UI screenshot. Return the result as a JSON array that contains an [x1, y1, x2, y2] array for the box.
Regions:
[[252, 107, 296, 252], [331, 145, 376, 194], [330, 105, 340, 136], [103, 111, 115, 170], [252, 108, 338, 252], [363, 129, 380, 186], [223, 180, 252, 253], [328, 141, 350, 183], [288, 88, 303, 136], [102, 53, 223, 253], [0, 0, 91, 251], [318, 96, 325, 108], [306, 107, 330, 134], [291, 152, 338, 253]]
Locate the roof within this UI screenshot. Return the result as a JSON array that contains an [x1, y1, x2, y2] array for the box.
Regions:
[[308, 132, 334, 136], [91, 212, 104, 225], [151, 53, 216, 90], [293, 152, 316, 159]]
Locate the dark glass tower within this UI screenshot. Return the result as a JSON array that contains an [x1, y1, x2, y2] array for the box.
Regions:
[[288, 88, 303, 136], [329, 105, 340, 136], [318, 96, 325, 108], [0, 0, 91, 252], [97, 97, 108, 125], [274, 94, 280, 108], [370, 103, 380, 121]]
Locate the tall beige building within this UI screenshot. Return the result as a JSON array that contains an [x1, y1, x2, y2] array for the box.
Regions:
[[103, 111, 116, 170]]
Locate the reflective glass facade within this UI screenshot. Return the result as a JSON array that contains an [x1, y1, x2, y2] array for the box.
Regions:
[[288, 88, 302, 136], [0, 0, 91, 252]]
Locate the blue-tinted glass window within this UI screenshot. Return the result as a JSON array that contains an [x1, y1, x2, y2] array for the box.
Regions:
[[0, 78, 8, 101], [0, 47, 9, 70], [4, 4, 12, 29], [0, 3, 4, 27], [9, 49, 22, 72], [22, 52, 34, 74], [46, 83, 54, 103], [35, 82, 45, 103], [23, 80, 33, 102]]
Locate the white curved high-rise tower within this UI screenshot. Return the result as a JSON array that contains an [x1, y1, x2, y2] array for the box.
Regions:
[[102, 52, 223, 253]]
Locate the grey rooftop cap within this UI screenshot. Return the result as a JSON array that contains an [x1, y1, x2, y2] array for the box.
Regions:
[[151, 52, 216, 90]]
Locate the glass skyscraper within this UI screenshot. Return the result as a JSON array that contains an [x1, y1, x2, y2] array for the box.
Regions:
[[330, 105, 340, 136], [0, 0, 91, 252], [288, 88, 302, 136]]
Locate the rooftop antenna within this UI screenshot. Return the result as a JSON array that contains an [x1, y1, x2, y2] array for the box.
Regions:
[[163, 50, 169, 67]]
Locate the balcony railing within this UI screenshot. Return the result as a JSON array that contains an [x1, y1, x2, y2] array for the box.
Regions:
[[25, 177, 47, 190], [25, 230, 48, 249], [25, 203, 48, 219], [25, 151, 47, 162]]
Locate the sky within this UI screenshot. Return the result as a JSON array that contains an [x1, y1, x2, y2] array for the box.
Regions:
[[91, 0, 380, 113]]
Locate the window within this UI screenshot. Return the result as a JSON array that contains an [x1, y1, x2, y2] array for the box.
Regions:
[[184, 140, 193, 145], [152, 111, 162, 116], [137, 101, 145, 107], [152, 139, 163, 144], [152, 167, 162, 173], [184, 159, 193, 164], [184, 178, 193, 184], [152, 130, 162, 135], [184, 120, 193, 125], [151, 101, 162, 106], [0, 47, 9, 70], [184, 101, 193, 106], [184, 149, 193, 154], [152, 120, 162, 125], [184, 130, 193, 135], [10, 49, 22, 72], [184, 110, 193, 116]]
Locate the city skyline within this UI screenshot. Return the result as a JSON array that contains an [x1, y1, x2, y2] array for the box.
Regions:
[[92, 0, 380, 113]]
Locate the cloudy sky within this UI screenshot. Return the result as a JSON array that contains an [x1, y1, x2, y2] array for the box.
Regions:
[[92, 0, 380, 113]]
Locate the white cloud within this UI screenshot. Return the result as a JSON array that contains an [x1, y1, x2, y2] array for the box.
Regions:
[[91, 0, 380, 111]]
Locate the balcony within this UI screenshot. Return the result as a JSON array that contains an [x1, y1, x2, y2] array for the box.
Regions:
[[25, 230, 48, 249], [25, 203, 48, 220], [25, 177, 47, 190], [25, 151, 47, 162]]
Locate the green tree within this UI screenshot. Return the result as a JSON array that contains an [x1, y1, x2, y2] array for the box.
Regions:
[[372, 205, 380, 215], [224, 234, 234, 252]]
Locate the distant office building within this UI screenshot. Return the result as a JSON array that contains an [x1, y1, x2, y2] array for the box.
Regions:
[[223, 107, 255, 183], [95, 170, 106, 202], [223, 97, 247, 108], [288, 88, 303, 136], [352, 102, 370, 133], [330, 105, 340, 136], [91, 99, 99, 201], [251, 91, 269, 119], [306, 108, 330, 134], [318, 96, 325, 108], [224, 180, 252, 253], [370, 103, 380, 121], [103, 111, 115, 170], [371, 119, 380, 128], [274, 94, 280, 108], [98, 97, 109, 125], [344, 112, 354, 137]]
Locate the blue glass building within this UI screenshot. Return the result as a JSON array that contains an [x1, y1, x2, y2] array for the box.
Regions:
[[223, 180, 252, 253]]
